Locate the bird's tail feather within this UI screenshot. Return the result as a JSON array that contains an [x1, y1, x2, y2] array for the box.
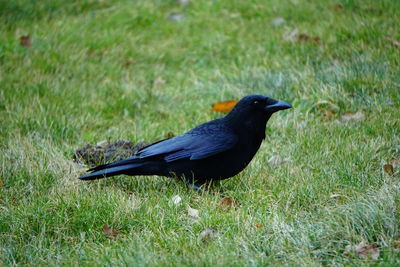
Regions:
[[79, 163, 143, 180], [87, 156, 141, 172]]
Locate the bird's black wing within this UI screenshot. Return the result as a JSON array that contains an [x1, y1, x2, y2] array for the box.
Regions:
[[88, 123, 237, 172], [138, 131, 237, 162]]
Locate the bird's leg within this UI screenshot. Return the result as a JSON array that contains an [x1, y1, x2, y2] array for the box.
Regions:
[[188, 181, 214, 195], [188, 183, 204, 192]]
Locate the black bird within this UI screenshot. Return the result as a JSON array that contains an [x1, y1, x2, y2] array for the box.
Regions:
[[79, 95, 292, 188]]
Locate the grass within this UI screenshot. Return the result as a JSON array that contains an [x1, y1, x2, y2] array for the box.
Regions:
[[0, 0, 399, 265]]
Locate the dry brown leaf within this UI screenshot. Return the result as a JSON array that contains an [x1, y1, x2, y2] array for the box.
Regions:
[[312, 36, 321, 43], [219, 196, 239, 210], [254, 223, 263, 228], [20, 35, 32, 47], [211, 100, 238, 113], [333, 4, 344, 10], [387, 37, 400, 48], [187, 206, 199, 219], [198, 227, 219, 242], [282, 28, 320, 43], [297, 34, 320, 43], [103, 225, 118, 238], [383, 164, 394, 175], [344, 241, 379, 260], [341, 111, 365, 122], [124, 59, 133, 68]]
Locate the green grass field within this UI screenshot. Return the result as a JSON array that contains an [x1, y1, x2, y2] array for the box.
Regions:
[[1, 0, 399, 265]]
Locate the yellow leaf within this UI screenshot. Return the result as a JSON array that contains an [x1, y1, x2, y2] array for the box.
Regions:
[[211, 100, 238, 113], [254, 223, 263, 228]]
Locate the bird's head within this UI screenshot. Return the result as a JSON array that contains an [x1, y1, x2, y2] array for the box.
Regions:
[[225, 94, 292, 129]]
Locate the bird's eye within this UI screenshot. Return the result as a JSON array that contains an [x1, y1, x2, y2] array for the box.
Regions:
[[253, 100, 259, 105]]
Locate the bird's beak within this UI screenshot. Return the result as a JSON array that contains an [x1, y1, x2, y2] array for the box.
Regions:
[[264, 100, 292, 113]]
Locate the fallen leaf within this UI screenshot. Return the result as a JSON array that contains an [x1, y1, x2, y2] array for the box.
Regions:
[[297, 33, 311, 41], [169, 12, 185, 22], [219, 196, 239, 210], [211, 100, 238, 113], [171, 195, 182, 205], [330, 194, 342, 199], [268, 155, 292, 167], [187, 206, 199, 219], [20, 35, 31, 47], [198, 227, 219, 242], [272, 17, 285, 27], [340, 111, 365, 122], [344, 241, 379, 260], [297, 33, 320, 43], [312, 36, 321, 43], [333, 4, 344, 10], [387, 37, 400, 48], [383, 164, 394, 175], [103, 225, 118, 238], [282, 28, 320, 43], [124, 59, 133, 68], [254, 223, 263, 228]]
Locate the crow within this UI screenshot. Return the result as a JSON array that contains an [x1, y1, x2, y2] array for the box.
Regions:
[[79, 95, 292, 188]]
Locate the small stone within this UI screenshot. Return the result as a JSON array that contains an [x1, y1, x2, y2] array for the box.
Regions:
[[171, 195, 182, 205]]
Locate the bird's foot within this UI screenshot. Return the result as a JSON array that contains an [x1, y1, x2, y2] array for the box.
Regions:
[[188, 183, 212, 195]]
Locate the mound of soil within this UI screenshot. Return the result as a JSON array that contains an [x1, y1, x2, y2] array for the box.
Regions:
[[73, 140, 149, 167]]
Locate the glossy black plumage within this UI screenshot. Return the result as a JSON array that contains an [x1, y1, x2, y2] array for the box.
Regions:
[[79, 94, 292, 185]]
